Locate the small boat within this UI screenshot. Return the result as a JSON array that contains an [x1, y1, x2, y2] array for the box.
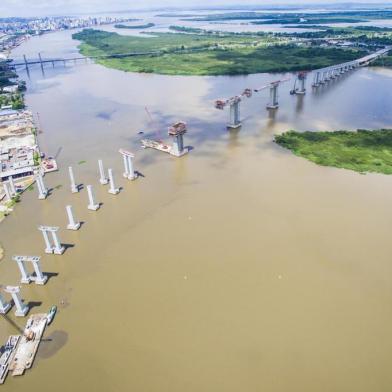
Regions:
[[46, 306, 57, 325]]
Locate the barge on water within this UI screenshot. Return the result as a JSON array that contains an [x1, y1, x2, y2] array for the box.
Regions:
[[9, 313, 48, 376], [0, 335, 20, 384]]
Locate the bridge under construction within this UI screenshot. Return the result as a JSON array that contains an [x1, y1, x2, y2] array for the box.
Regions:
[[214, 46, 391, 129]]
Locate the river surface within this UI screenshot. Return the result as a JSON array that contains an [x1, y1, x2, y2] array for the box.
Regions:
[[1, 25, 392, 392]]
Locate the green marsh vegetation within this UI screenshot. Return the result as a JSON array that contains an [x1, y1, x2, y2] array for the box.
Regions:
[[73, 29, 365, 76], [275, 129, 392, 175], [182, 10, 392, 23], [115, 23, 155, 29]]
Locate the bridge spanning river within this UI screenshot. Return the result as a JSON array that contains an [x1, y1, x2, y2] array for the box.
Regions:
[[311, 46, 391, 87], [11, 45, 391, 74], [10, 45, 222, 68]]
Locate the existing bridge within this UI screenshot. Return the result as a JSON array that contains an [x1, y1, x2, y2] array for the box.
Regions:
[[10, 45, 219, 69], [312, 46, 391, 87], [10, 51, 162, 68]]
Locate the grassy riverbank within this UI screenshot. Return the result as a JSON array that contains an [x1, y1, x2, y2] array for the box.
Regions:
[[275, 129, 392, 175], [73, 29, 365, 75], [115, 23, 155, 29]]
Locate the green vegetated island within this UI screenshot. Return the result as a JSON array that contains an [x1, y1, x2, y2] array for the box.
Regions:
[[275, 130, 392, 175], [114, 23, 155, 30], [72, 29, 366, 75], [178, 10, 392, 24]]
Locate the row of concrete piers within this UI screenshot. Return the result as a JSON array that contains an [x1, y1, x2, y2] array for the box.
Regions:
[[227, 81, 285, 129], [312, 60, 360, 87], [223, 59, 358, 129], [1, 150, 140, 318]]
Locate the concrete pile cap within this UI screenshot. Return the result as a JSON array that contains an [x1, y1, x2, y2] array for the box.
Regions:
[[13, 255, 40, 262], [4, 286, 20, 293], [38, 225, 59, 231], [168, 121, 187, 136], [119, 148, 134, 157]]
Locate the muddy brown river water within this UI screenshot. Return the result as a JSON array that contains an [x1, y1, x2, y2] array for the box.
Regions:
[[1, 27, 392, 391]]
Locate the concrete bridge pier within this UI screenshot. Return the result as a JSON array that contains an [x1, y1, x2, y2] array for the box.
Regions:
[[0, 292, 11, 314], [30, 256, 48, 285], [4, 286, 29, 317], [312, 71, 320, 87], [13, 256, 47, 285], [297, 74, 306, 95], [66, 205, 81, 230], [98, 159, 108, 185], [122, 154, 129, 178], [267, 83, 279, 110], [120, 150, 137, 180], [68, 166, 78, 193], [36, 173, 48, 200], [171, 133, 185, 155], [108, 169, 120, 195], [39, 226, 54, 254], [50, 228, 65, 255], [87, 185, 100, 211], [38, 52, 44, 72], [23, 54, 29, 71], [13, 256, 32, 284], [38, 226, 64, 254], [228, 99, 241, 128]]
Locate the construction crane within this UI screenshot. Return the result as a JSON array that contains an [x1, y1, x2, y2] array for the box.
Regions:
[[253, 77, 290, 109], [290, 71, 308, 95], [214, 88, 254, 129]]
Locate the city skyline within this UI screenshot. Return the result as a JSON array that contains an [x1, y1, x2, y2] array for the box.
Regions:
[[0, 0, 390, 17]]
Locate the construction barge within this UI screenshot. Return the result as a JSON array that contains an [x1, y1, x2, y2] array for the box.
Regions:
[[141, 121, 189, 157], [0, 313, 48, 383], [0, 335, 20, 384]]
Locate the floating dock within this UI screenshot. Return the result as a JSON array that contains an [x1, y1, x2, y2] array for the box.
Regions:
[[0, 335, 20, 384], [8, 313, 47, 377], [141, 139, 170, 153], [141, 138, 190, 157]]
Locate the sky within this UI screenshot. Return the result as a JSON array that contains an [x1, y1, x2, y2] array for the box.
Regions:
[[0, 0, 389, 18]]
